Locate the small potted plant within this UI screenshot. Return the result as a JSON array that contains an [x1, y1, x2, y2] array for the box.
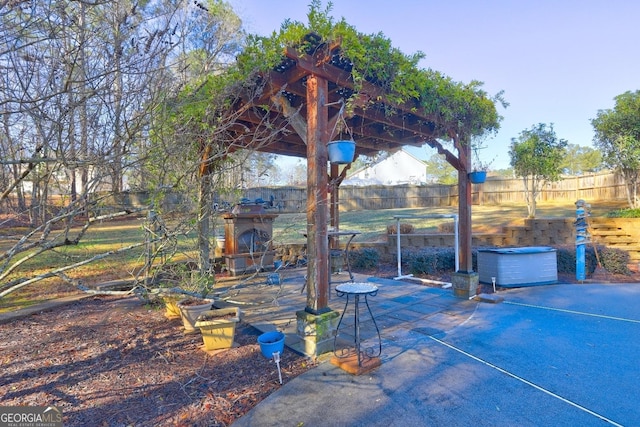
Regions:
[[158, 288, 183, 319], [175, 268, 216, 334], [195, 307, 241, 351], [469, 139, 494, 184]]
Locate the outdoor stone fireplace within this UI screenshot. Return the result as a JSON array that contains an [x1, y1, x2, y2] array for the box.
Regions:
[[223, 204, 278, 276]]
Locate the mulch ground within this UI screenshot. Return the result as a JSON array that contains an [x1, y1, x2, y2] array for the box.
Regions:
[[0, 296, 316, 427]]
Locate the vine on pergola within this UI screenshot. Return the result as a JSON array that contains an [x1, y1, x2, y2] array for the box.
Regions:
[[167, 0, 506, 279], [233, 0, 506, 161], [172, 1, 505, 160]]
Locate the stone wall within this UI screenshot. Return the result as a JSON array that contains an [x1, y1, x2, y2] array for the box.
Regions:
[[274, 218, 640, 265]]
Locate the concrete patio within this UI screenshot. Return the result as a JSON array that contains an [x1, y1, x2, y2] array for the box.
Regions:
[[214, 267, 640, 427]]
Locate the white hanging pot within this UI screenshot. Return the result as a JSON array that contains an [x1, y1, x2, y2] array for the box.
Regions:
[[327, 140, 356, 164]]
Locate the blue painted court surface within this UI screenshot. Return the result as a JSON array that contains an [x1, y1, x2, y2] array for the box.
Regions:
[[234, 278, 640, 427]]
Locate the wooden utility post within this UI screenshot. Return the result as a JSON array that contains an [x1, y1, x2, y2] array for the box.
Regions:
[[305, 74, 330, 313]]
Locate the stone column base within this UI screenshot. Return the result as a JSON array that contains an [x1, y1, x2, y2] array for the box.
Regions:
[[451, 271, 479, 299], [296, 309, 340, 359]]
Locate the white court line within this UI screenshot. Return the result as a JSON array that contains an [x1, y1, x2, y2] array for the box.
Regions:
[[429, 336, 624, 427], [504, 301, 640, 324]]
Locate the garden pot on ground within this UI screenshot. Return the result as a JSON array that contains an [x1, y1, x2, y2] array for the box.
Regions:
[[160, 293, 182, 319], [257, 331, 285, 359], [195, 307, 240, 351], [177, 298, 214, 334]]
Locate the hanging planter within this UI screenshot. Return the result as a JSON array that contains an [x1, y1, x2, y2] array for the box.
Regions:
[[468, 170, 487, 184], [327, 100, 356, 164], [327, 140, 356, 164]]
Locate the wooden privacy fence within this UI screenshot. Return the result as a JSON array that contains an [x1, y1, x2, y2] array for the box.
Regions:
[[91, 170, 627, 214], [243, 170, 628, 213]]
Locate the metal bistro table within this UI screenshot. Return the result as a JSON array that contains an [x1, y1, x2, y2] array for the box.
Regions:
[[333, 282, 382, 368]]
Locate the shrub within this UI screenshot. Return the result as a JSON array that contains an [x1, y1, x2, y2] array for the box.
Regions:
[[556, 245, 599, 275], [555, 245, 579, 274], [386, 223, 415, 234], [600, 246, 631, 275], [350, 248, 380, 269], [554, 245, 630, 276], [605, 208, 640, 218], [437, 222, 455, 233], [405, 247, 456, 275]]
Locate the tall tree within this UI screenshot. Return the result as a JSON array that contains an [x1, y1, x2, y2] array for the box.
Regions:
[[561, 144, 603, 175], [0, 0, 248, 296], [591, 90, 640, 208], [425, 153, 457, 184], [509, 123, 568, 218], [149, 0, 245, 275]]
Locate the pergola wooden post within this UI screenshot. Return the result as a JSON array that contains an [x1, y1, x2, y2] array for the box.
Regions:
[[458, 140, 473, 273], [304, 74, 330, 314], [294, 74, 341, 358], [451, 136, 479, 298], [329, 162, 340, 246]]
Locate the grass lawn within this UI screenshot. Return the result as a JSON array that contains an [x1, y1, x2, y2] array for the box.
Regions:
[[0, 200, 628, 312], [271, 200, 625, 244]]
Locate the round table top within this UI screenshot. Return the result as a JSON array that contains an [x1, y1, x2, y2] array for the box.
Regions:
[[335, 282, 378, 294]]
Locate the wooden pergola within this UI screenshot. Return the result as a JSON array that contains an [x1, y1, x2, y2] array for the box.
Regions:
[[225, 36, 481, 355]]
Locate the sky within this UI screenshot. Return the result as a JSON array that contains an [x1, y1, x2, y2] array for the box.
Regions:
[[228, 0, 640, 170]]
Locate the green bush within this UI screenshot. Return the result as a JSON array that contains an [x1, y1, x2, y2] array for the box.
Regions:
[[350, 248, 380, 269], [554, 245, 630, 276], [398, 245, 631, 277], [600, 246, 631, 274], [606, 208, 640, 218], [555, 245, 579, 274], [405, 247, 456, 275]]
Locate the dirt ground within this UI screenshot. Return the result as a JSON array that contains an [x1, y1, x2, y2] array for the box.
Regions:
[[0, 296, 315, 427], [2, 263, 639, 426]]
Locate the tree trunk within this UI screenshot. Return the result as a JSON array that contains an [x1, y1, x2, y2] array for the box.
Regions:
[[197, 173, 211, 275]]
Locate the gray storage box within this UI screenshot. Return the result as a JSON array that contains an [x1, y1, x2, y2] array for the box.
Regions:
[[478, 246, 558, 287]]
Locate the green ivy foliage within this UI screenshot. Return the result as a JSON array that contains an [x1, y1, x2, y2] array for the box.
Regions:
[[178, 0, 505, 143]]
